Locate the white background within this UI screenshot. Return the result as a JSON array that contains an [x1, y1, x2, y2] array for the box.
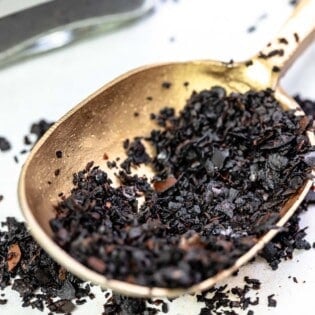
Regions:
[[0, 0, 315, 314]]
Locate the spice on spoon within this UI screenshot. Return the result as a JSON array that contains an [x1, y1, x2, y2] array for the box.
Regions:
[[1, 93, 314, 313], [49, 86, 313, 288]]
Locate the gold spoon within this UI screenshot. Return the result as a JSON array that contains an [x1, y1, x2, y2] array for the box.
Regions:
[[19, 0, 315, 298]]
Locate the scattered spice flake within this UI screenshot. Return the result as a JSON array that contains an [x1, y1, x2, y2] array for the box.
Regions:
[[0, 195, 3, 202], [294, 32, 299, 42], [0, 217, 93, 313], [0, 299, 8, 305], [89, 293, 96, 300], [103, 152, 109, 160], [147, 96, 153, 101], [24, 135, 32, 145], [30, 119, 54, 143], [278, 37, 288, 45], [244, 276, 261, 290], [183, 81, 189, 87], [134, 112, 140, 117], [245, 60, 253, 67], [294, 94, 315, 120], [102, 294, 159, 315], [259, 49, 284, 59], [47, 299, 75, 313], [7, 243, 22, 271], [76, 299, 87, 305], [267, 294, 277, 307], [247, 25, 256, 33], [56, 150, 63, 158], [272, 66, 281, 73], [107, 160, 117, 169], [54, 168, 61, 176], [161, 81, 172, 89], [260, 200, 311, 269], [0, 136, 11, 151], [153, 176, 177, 193], [293, 276, 298, 283], [13, 155, 19, 163], [161, 301, 169, 313], [120, 138, 151, 173]]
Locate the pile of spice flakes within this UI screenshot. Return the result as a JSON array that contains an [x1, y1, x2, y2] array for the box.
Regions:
[[51, 87, 313, 288], [0, 89, 314, 315]]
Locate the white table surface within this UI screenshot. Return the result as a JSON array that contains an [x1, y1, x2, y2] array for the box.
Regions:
[[0, 0, 315, 314]]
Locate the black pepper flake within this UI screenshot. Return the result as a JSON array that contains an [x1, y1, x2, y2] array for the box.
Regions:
[[134, 112, 140, 117], [147, 96, 153, 101], [0, 195, 3, 202], [56, 150, 63, 158], [0, 136, 11, 152], [183, 81, 189, 87], [14, 156, 19, 163], [267, 294, 277, 307], [294, 32, 299, 42], [0, 299, 8, 305], [293, 276, 298, 283], [245, 60, 253, 66]]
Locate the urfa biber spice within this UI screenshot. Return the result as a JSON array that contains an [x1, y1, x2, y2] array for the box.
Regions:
[[0, 218, 93, 313], [0, 136, 11, 152], [50, 87, 314, 288], [0, 91, 314, 314]]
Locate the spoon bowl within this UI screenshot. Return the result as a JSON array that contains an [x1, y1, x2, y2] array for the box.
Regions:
[[19, 0, 315, 297]]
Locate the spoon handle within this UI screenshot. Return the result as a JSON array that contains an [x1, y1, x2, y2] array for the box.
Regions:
[[255, 0, 315, 83]]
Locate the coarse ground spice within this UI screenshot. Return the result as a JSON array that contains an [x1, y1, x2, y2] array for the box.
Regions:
[[0, 93, 314, 313], [0, 218, 94, 313], [50, 87, 314, 288], [0, 136, 11, 152]]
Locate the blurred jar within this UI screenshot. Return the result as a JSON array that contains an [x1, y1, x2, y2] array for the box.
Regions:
[[0, 0, 154, 67]]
